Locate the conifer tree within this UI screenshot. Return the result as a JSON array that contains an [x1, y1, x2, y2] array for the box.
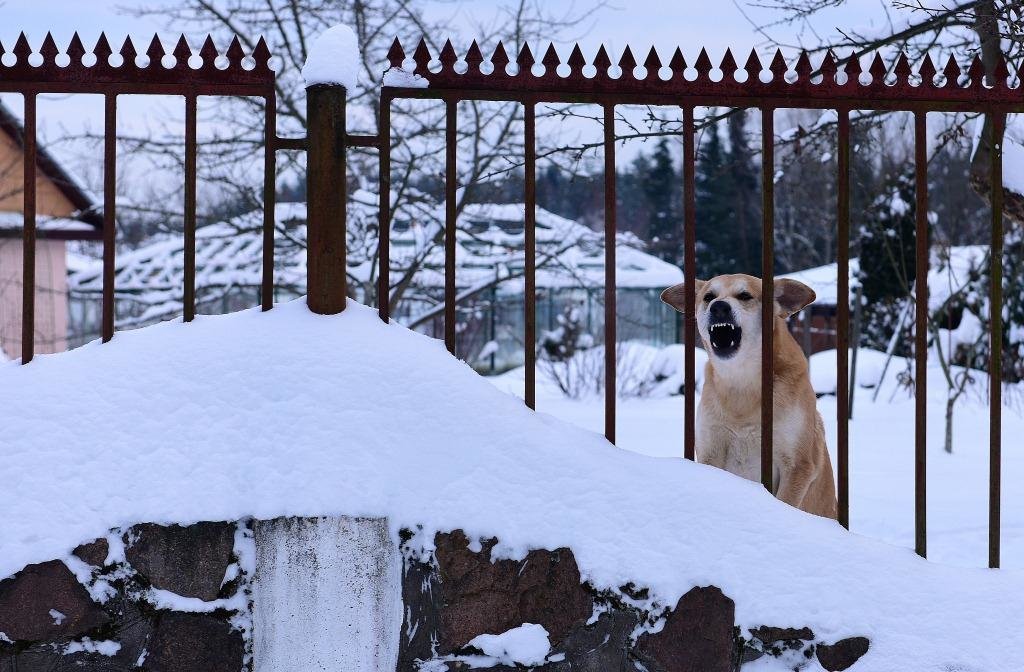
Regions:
[[643, 138, 681, 264]]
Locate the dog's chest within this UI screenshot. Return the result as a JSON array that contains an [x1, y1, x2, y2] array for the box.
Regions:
[[698, 421, 761, 482]]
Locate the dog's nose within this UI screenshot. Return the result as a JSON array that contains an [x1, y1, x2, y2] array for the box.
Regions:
[[709, 300, 732, 321]]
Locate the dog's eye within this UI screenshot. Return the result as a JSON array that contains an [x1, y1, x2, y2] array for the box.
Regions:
[[703, 292, 716, 303], [736, 291, 753, 301]]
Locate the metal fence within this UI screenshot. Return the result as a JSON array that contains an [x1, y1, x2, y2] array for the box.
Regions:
[[3, 31, 1018, 567]]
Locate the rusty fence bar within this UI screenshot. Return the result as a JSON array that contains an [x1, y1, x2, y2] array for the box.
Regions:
[[262, 93, 276, 312], [524, 100, 537, 410], [682, 106, 697, 461], [378, 95, 392, 323], [914, 110, 929, 559], [760, 107, 775, 492], [445, 98, 458, 355], [102, 94, 117, 343], [21, 92, 36, 364], [604, 103, 617, 444], [836, 108, 851, 529], [305, 83, 349, 315], [990, 111, 1005, 569], [183, 93, 198, 323]]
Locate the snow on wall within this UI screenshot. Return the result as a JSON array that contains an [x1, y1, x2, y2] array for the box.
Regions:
[[3, 299, 1024, 670], [251, 516, 401, 672]]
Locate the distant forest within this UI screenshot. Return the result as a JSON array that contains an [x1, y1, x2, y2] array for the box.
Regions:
[[274, 109, 989, 277]]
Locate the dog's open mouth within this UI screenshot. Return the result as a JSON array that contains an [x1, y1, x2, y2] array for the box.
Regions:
[[709, 321, 742, 358]]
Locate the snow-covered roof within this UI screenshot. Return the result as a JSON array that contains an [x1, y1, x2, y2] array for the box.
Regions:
[[1, 299, 1022, 670], [780, 245, 987, 310], [68, 196, 681, 300], [0, 211, 97, 234]]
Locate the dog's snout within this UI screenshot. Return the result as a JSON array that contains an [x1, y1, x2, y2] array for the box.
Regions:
[[709, 300, 732, 321]]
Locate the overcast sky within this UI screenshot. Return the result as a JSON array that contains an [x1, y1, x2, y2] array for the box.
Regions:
[[0, 0, 893, 62]]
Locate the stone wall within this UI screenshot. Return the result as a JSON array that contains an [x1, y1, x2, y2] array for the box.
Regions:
[[0, 518, 870, 671]]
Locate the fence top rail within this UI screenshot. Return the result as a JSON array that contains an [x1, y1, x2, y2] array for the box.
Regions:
[[383, 38, 1024, 109], [0, 32, 275, 91]]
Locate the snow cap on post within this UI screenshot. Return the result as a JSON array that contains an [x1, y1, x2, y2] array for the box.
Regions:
[[302, 24, 359, 90]]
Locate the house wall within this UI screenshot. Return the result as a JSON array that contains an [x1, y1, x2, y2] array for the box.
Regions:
[[0, 126, 79, 358], [0, 130, 78, 217], [0, 238, 69, 358]]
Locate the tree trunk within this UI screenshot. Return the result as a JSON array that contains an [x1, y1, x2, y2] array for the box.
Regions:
[[969, 1, 1024, 224], [945, 393, 955, 454]]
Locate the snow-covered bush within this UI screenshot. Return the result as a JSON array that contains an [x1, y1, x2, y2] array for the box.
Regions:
[[856, 170, 920, 356], [539, 302, 590, 363], [538, 339, 707, 400]]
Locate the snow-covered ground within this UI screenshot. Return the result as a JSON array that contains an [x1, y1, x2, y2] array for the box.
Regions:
[[3, 300, 1024, 670], [491, 343, 1023, 570]]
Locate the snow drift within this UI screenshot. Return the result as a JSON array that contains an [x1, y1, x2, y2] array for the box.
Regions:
[[2, 299, 1022, 671]]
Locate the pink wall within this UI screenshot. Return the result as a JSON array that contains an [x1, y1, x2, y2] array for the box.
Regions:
[[0, 238, 68, 359]]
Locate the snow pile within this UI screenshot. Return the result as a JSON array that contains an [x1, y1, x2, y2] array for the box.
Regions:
[[467, 624, 550, 666], [382, 67, 428, 89], [302, 24, 359, 90], [1004, 128, 1024, 197], [63, 638, 122, 656], [809, 347, 892, 395], [3, 299, 1024, 670]]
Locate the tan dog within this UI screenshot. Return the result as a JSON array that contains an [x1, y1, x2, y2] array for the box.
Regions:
[[661, 274, 837, 519]]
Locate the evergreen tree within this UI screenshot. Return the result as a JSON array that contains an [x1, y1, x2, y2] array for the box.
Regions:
[[695, 119, 734, 277], [619, 152, 654, 241], [643, 139, 681, 264], [725, 110, 761, 275], [695, 112, 761, 277], [857, 169, 920, 353]]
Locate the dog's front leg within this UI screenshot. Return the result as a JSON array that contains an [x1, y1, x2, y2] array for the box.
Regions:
[[774, 457, 815, 511]]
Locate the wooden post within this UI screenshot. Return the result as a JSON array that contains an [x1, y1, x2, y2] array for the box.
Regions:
[[306, 83, 348, 314]]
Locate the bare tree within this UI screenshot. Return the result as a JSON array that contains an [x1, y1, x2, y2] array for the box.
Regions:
[[109, 0, 602, 318]]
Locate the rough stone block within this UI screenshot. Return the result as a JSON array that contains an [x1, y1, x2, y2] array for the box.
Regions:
[[433, 530, 592, 654], [816, 636, 870, 671], [73, 539, 110, 568], [142, 613, 243, 672], [546, 608, 637, 672], [398, 547, 443, 669], [634, 585, 735, 672], [0, 560, 108, 642], [749, 625, 814, 646], [124, 523, 235, 600]]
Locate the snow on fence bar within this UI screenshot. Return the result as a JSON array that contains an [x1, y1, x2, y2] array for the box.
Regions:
[[2, 25, 1020, 568]]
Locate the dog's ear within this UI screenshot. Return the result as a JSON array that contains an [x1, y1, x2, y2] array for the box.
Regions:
[[661, 279, 706, 315], [774, 279, 816, 317]]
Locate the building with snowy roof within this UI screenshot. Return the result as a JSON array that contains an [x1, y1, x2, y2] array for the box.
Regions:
[[780, 245, 992, 355], [0, 102, 104, 360], [68, 193, 683, 371]]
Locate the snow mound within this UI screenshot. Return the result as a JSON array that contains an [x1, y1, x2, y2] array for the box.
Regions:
[[382, 67, 428, 89], [809, 348, 892, 395], [302, 24, 359, 89], [467, 624, 550, 666], [3, 299, 1023, 671]]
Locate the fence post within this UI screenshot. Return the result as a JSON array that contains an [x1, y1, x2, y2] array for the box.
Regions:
[[305, 83, 348, 314]]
